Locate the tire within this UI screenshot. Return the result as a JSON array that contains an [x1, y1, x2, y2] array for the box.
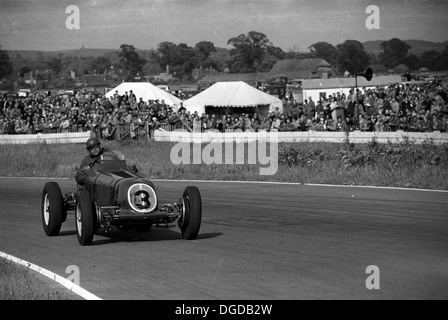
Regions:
[[75, 190, 95, 246], [41, 182, 64, 236], [179, 186, 202, 240]]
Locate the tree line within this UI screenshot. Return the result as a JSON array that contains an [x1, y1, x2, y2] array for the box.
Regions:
[[1, 32, 448, 85]]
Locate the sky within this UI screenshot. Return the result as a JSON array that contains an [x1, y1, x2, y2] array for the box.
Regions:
[[1, 0, 448, 52]]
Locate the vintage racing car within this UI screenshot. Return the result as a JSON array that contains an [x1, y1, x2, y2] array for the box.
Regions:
[[41, 151, 202, 246]]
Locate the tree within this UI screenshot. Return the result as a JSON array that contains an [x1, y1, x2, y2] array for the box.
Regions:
[[118, 44, 147, 76], [266, 46, 285, 60], [336, 40, 370, 74], [405, 54, 421, 71], [89, 56, 111, 74], [173, 43, 200, 79], [436, 46, 448, 71], [0, 46, 13, 79], [258, 54, 280, 73], [420, 50, 440, 71], [379, 38, 411, 69], [308, 42, 339, 67], [195, 41, 216, 61], [47, 57, 62, 75], [152, 41, 178, 71], [19, 66, 32, 78], [227, 31, 272, 72]]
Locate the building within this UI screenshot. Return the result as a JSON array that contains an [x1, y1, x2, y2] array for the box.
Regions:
[[262, 58, 338, 81], [196, 58, 339, 89], [22, 70, 53, 86], [301, 75, 403, 103]]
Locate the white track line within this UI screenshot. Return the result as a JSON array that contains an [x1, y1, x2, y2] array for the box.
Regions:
[[1, 176, 447, 193], [151, 179, 448, 193], [0, 251, 102, 300]]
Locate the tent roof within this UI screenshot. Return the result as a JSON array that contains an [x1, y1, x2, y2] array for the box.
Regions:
[[105, 82, 182, 108], [394, 64, 410, 73], [184, 81, 281, 108], [183, 81, 283, 115]]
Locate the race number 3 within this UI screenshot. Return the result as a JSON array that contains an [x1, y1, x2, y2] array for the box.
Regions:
[[365, 265, 380, 290]]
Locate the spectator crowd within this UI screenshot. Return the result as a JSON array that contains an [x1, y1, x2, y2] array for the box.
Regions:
[[1, 81, 447, 139]]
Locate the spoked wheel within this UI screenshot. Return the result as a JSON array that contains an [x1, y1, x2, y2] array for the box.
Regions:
[[41, 182, 65, 236], [178, 186, 202, 240], [75, 190, 95, 246]]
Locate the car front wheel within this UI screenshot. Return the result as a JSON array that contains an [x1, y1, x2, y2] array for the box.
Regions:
[[179, 186, 202, 240], [75, 190, 95, 246], [41, 182, 64, 236]]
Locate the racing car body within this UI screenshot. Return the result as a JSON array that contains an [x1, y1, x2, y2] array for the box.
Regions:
[[41, 152, 202, 246]]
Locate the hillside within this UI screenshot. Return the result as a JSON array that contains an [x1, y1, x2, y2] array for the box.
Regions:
[[9, 39, 448, 61], [9, 47, 118, 60], [8, 46, 231, 62]]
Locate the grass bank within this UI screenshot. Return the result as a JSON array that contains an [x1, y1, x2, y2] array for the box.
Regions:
[[0, 139, 447, 190], [0, 258, 80, 300]]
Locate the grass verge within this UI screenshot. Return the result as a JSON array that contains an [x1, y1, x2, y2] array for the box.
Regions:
[[0, 258, 81, 300], [0, 138, 447, 189]]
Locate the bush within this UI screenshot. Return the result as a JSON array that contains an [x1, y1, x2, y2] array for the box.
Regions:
[[280, 138, 448, 169], [279, 146, 326, 167]]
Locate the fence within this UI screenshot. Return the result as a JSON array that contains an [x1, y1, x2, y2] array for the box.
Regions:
[[0, 131, 91, 145], [154, 129, 448, 145], [2, 123, 448, 145], [23, 123, 180, 142]]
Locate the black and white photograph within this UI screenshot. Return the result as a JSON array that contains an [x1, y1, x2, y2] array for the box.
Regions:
[[1, 0, 448, 306]]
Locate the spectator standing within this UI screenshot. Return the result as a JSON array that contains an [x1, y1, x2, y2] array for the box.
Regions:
[[60, 114, 71, 133], [329, 96, 338, 122], [431, 114, 440, 131], [389, 112, 399, 132], [259, 117, 271, 132]]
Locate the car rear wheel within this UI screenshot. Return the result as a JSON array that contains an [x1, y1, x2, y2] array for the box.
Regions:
[[41, 182, 65, 236], [75, 190, 95, 246], [179, 186, 202, 240]]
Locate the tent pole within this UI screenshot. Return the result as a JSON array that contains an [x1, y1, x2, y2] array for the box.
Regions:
[[255, 105, 262, 120]]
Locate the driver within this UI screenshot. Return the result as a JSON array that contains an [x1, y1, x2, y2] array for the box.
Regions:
[[75, 137, 111, 185]]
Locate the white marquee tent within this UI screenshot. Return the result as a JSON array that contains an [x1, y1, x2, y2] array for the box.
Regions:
[[105, 82, 183, 110], [183, 81, 283, 116]]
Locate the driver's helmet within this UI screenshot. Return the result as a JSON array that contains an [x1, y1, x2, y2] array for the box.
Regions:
[[86, 137, 101, 150]]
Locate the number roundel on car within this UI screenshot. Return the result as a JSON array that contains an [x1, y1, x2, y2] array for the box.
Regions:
[[127, 183, 157, 213]]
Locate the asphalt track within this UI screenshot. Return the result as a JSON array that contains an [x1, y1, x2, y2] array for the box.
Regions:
[[1, 177, 448, 300]]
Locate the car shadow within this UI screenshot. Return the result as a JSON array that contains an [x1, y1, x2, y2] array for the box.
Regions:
[[58, 230, 77, 236], [89, 227, 222, 246]]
